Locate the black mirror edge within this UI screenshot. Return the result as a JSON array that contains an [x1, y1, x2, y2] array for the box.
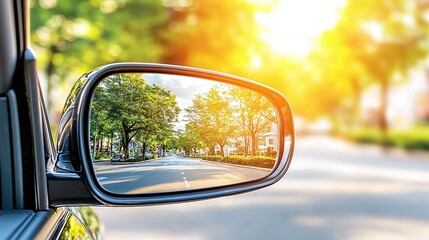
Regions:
[[54, 62, 295, 206]]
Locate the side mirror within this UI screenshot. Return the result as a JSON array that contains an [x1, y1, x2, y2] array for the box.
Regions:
[[55, 63, 294, 205]]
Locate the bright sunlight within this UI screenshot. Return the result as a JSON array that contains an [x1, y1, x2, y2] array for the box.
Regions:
[[255, 0, 345, 57]]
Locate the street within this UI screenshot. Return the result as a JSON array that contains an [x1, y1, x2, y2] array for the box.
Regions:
[[93, 136, 429, 239], [94, 156, 270, 194]]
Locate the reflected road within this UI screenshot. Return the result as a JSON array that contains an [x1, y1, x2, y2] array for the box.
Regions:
[[94, 156, 270, 194]]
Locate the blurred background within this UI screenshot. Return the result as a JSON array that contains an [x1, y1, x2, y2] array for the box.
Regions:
[[31, 0, 429, 239]]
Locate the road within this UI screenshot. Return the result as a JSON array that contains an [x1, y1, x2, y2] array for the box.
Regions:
[[93, 136, 429, 240], [94, 156, 270, 194]]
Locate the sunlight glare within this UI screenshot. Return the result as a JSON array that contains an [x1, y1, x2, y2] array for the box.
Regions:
[[256, 0, 344, 57]]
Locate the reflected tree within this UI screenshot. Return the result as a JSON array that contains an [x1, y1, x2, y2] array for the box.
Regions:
[[185, 86, 237, 156], [185, 85, 275, 156], [230, 87, 276, 156], [91, 73, 180, 158]]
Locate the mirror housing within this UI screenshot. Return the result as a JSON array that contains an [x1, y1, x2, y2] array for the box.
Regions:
[[55, 63, 294, 206]]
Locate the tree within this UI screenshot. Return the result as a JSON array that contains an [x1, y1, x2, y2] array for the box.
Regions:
[[91, 73, 180, 158], [175, 129, 203, 156], [185, 86, 237, 156], [90, 85, 118, 158], [155, 124, 175, 157], [327, 0, 429, 138], [230, 87, 276, 156], [31, 0, 168, 111]]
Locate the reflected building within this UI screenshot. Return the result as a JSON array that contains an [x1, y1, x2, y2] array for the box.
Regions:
[[221, 123, 278, 156], [261, 123, 278, 155]]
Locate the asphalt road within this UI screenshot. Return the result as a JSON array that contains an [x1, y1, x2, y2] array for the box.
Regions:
[[93, 136, 429, 240], [94, 156, 270, 194]]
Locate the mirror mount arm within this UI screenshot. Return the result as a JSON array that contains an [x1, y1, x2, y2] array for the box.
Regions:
[[47, 172, 100, 207]]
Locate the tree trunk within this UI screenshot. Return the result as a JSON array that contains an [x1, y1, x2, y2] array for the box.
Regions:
[[251, 132, 257, 156], [124, 138, 130, 159], [142, 142, 147, 158], [110, 133, 113, 156], [92, 124, 98, 160], [99, 138, 103, 152], [379, 78, 389, 148], [220, 144, 225, 157], [119, 138, 123, 153], [162, 143, 166, 157], [122, 131, 130, 159], [209, 146, 215, 155], [351, 77, 362, 128], [244, 135, 250, 156]]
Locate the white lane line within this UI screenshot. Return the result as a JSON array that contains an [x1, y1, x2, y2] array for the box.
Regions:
[[97, 177, 107, 181], [183, 177, 190, 188]]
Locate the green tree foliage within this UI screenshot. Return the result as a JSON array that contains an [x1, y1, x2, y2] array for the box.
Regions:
[[31, 0, 168, 109], [230, 87, 276, 156], [184, 85, 276, 156], [185, 86, 237, 156], [309, 29, 370, 126], [312, 0, 429, 133], [59, 214, 91, 240], [70, 207, 100, 239], [175, 129, 202, 156], [91, 73, 180, 158], [159, 0, 266, 75], [33, 0, 429, 145]]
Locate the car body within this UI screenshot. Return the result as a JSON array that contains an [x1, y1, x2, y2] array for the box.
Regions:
[[110, 154, 123, 163]]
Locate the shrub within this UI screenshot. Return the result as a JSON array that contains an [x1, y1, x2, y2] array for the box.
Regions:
[[348, 125, 429, 151], [201, 155, 223, 162], [95, 152, 110, 160], [202, 155, 275, 168]]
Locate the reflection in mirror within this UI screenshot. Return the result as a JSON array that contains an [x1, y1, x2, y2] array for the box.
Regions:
[[90, 73, 280, 194]]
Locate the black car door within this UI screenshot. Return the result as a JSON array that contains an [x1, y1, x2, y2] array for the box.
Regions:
[[0, 0, 98, 239]]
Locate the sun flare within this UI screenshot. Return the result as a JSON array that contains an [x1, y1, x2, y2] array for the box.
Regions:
[[255, 0, 344, 57]]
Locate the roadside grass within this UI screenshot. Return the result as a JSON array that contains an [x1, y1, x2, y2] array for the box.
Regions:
[[201, 155, 275, 169], [348, 124, 429, 151]]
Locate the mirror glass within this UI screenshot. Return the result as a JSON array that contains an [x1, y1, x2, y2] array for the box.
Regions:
[[90, 72, 280, 194]]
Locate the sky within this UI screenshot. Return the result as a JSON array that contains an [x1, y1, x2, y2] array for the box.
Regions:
[[144, 73, 222, 130]]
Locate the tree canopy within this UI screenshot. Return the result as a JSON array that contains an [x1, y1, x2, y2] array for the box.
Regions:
[[33, 0, 429, 141], [91, 73, 180, 158], [184, 85, 276, 156]]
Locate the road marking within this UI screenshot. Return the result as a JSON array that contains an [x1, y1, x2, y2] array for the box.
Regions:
[[183, 177, 190, 188], [97, 177, 107, 181], [181, 172, 184, 175]]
